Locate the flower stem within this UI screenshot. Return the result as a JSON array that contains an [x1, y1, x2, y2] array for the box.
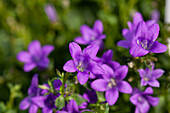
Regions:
[[61, 72, 69, 97]]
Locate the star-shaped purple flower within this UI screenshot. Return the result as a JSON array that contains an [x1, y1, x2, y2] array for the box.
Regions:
[[117, 12, 156, 49], [19, 74, 40, 113], [74, 20, 106, 50], [17, 40, 54, 72], [130, 87, 159, 113], [91, 64, 132, 105], [138, 66, 164, 87], [130, 21, 167, 57], [63, 42, 104, 85], [32, 79, 62, 113]]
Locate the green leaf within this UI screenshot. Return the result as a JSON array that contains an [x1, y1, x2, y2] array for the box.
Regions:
[[105, 103, 109, 113], [55, 96, 65, 110], [68, 94, 86, 105], [56, 69, 62, 77], [38, 85, 49, 90]]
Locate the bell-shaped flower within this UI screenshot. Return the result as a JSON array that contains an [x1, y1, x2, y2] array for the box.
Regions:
[[63, 42, 103, 85], [17, 40, 54, 72], [130, 87, 159, 113], [91, 64, 132, 105], [130, 21, 167, 57], [138, 66, 164, 87], [74, 20, 106, 50]]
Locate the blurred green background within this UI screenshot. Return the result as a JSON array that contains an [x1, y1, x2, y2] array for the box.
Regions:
[[0, 0, 169, 113]]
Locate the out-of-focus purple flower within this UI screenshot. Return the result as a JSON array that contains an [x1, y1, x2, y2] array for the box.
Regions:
[[63, 42, 103, 85], [130, 21, 167, 57], [32, 79, 62, 113], [83, 89, 98, 104], [91, 49, 120, 79], [117, 12, 156, 49], [151, 10, 160, 22], [17, 40, 54, 72], [91, 64, 132, 105], [74, 20, 106, 50], [57, 99, 90, 113], [19, 74, 40, 113], [138, 66, 164, 87], [130, 87, 159, 113], [44, 4, 58, 22]]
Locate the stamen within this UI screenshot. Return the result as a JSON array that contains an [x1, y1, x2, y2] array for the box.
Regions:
[[77, 61, 84, 72]]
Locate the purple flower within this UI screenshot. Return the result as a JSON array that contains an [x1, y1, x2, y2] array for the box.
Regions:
[[57, 99, 90, 113], [63, 42, 103, 85], [19, 74, 40, 113], [117, 12, 156, 49], [138, 66, 164, 87], [130, 21, 167, 57], [83, 89, 98, 104], [74, 20, 106, 50], [44, 4, 58, 22], [32, 79, 62, 113], [91, 64, 132, 105], [130, 87, 159, 113], [17, 40, 54, 72]]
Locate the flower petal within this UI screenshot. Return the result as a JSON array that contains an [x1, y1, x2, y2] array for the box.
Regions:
[[74, 36, 88, 44], [42, 45, 54, 56], [130, 41, 149, 57], [146, 96, 159, 106], [77, 72, 89, 85], [110, 61, 121, 71], [141, 79, 148, 86], [80, 25, 95, 41], [17, 51, 32, 63], [148, 23, 160, 41], [133, 12, 143, 27], [67, 100, 79, 113], [118, 81, 132, 93], [24, 63, 36, 72], [105, 88, 119, 105], [28, 40, 41, 55], [37, 57, 49, 69], [115, 65, 128, 80], [83, 44, 99, 59], [88, 61, 104, 75], [93, 20, 103, 33], [19, 97, 31, 110], [28, 74, 39, 95], [69, 42, 82, 60], [91, 79, 108, 92], [130, 93, 140, 105], [101, 64, 114, 79], [117, 40, 130, 49], [148, 79, 160, 87], [152, 69, 164, 78], [137, 99, 150, 113], [63, 60, 76, 72], [137, 69, 145, 78], [29, 104, 38, 113], [102, 49, 113, 62], [135, 21, 147, 38], [42, 107, 53, 113], [143, 87, 153, 95], [31, 96, 45, 108], [150, 41, 167, 53]]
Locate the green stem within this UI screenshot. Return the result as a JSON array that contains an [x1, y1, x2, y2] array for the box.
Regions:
[[61, 72, 69, 97]]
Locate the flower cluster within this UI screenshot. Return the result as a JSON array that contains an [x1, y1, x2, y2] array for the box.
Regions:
[[18, 12, 166, 113]]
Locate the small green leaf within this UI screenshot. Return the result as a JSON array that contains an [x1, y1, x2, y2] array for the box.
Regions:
[[38, 85, 49, 90], [68, 94, 86, 105], [56, 69, 62, 77], [55, 96, 65, 110]]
